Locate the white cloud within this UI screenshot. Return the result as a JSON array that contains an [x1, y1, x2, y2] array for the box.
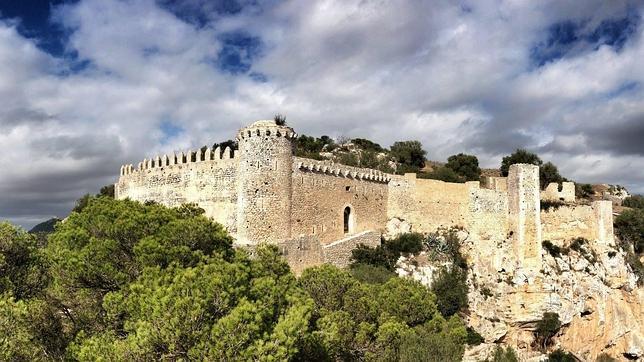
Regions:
[[0, 0, 643, 227]]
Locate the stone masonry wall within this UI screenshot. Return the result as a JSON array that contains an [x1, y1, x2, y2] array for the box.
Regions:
[[467, 183, 509, 241], [541, 181, 575, 202], [322, 230, 381, 268], [116, 149, 238, 230], [276, 235, 325, 275], [541, 200, 614, 245], [388, 173, 470, 234], [291, 158, 389, 246], [507, 164, 542, 274]]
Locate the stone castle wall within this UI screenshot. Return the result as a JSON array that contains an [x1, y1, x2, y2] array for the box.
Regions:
[[541, 200, 614, 246], [116, 147, 238, 230], [541, 181, 575, 202], [116, 120, 616, 275], [388, 174, 471, 234], [291, 157, 389, 245]]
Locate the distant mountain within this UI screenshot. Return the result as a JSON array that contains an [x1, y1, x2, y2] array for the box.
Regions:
[[29, 218, 61, 234]]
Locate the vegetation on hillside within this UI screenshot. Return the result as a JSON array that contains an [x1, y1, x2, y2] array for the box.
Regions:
[[614, 207, 644, 284]]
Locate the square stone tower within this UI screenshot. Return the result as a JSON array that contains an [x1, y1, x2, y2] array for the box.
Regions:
[[507, 163, 542, 274]]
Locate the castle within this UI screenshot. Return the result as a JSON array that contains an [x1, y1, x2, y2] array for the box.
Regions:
[[116, 120, 615, 274]]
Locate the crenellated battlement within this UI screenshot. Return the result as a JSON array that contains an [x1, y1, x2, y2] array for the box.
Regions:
[[293, 157, 392, 183], [119, 146, 237, 176], [236, 119, 297, 141]]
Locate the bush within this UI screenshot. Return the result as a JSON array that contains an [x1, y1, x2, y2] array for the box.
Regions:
[[387, 233, 424, 255], [534, 312, 561, 350], [431, 267, 468, 317], [623, 195, 644, 209], [575, 183, 594, 199], [541, 200, 565, 211], [350, 233, 425, 271], [615, 208, 644, 255], [349, 263, 395, 284], [547, 348, 576, 362], [487, 345, 519, 362], [466, 326, 484, 345], [543, 240, 562, 258], [0, 223, 49, 300], [569, 237, 587, 252], [351, 243, 398, 270]]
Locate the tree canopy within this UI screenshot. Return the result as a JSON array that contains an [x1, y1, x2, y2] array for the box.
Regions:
[[0, 197, 477, 360], [390, 140, 427, 173], [500, 149, 543, 176], [445, 153, 481, 181]]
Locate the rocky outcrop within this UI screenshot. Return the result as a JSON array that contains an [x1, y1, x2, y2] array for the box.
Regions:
[[397, 231, 643, 361]]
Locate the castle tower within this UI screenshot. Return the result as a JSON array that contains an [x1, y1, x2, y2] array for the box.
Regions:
[[236, 120, 297, 245], [507, 163, 542, 274]]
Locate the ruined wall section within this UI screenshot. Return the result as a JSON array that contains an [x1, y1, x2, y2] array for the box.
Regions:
[[481, 176, 508, 192], [467, 182, 509, 241], [507, 164, 542, 273], [541, 181, 575, 202], [388, 174, 470, 234], [541, 200, 614, 245], [116, 147, 238, 230], [291, 157, 389, 245]]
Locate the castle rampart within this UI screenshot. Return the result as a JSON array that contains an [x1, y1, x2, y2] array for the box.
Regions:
[[116, 120, 615, 273]]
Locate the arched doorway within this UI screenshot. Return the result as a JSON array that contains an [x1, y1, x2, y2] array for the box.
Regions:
[[343, 206, 353, 234]]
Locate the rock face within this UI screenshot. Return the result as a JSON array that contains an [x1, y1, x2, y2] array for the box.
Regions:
[[397, 232, 643, 361]]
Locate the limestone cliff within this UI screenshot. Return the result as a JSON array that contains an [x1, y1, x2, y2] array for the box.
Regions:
[[396, 230, 643, 361]]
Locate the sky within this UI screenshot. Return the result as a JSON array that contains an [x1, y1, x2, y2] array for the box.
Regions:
[[0, 0, 643, 228]]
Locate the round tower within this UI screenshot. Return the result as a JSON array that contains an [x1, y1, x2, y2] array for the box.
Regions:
[[236, 120, 296, 245]]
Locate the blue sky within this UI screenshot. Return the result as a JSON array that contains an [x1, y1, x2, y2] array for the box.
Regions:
[[0, 0, 643, 227]]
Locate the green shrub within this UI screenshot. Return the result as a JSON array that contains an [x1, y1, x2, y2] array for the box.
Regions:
[[547, 348, 576, 361], [534, 312, 561, 350], [615, 208, 644, 255], [622, 195, 644, 209], [349, 263, 395, 284], [539, 162, 565, 190], [387, 233, 424, 255], [487, 345, 519, 362], [390, 140, 427, 172], [351, 233, 425, 271], [431, 267, 468, 317], [350, 243, 398, 270], [575, 183, 594, 199], [465, 327, 484, 345]]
